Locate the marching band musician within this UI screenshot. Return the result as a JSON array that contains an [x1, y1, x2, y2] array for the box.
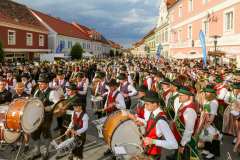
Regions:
[[0, 77, 12, 104], [103, 79, 126, 114], [169, 86, 200, 160], [130, 85, 147, 116], [117, 73, 137, 109], [197, 85, 221, 159], [21, 73, 32, 95], [129, 91, 178, 160], [30, 73, 59, 160], [64, 102, 89, 160], [75, 72, 89, 107]]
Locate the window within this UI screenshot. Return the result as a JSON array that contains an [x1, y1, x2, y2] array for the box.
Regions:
[[68, 41, 72, 48], [179, 5, 183, 17], [87, 43, 91, 49], [202, 20, 209, 36], [26, 33, 33, 46], [83, 43, 86, 49], [60, 40, 65, 48], [39, 35, 44, 47], [8, 30, 16, 45], [188, 25, 192, 40], [188, 0, 193, 12], [224, 11, 234, 32]]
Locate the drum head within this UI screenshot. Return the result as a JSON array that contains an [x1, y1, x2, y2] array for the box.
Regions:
[[4, 128, 20, 143], [22, 99, 44, 133], [111, 120, 142, 156]]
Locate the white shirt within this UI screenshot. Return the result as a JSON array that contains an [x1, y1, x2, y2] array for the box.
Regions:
[[77, 78, 89, 95], [224, 91, 240, 104], [216, 85, 228, 100], [179, 100, 197, 146], [204, 99, 218, 115], [68, 112, 89, 135], [146, 76, 152, 91], [138, 108, 178, 150], [104, 89, 126, 110], [118, 81, 137, 97]]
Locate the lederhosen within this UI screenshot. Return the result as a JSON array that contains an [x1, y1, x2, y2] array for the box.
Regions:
[[71, 112, 86, 159], [143, 111, 167, 160], [166, 93, 179, 120], [32, 88, 53, 140], [120, 82, 131, 109], [172, 103, 200, 160]]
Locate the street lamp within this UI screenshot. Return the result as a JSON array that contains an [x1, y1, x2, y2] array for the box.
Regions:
[[211, 35, 221, 66]]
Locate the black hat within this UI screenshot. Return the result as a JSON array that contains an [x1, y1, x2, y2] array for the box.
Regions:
[[232, 82, 240, 89], [21, 73, 29, 79], [66, 83, 77, 90], [178, 86, 194, 96], [38, 74, 49, 83], [107, 79, 119, 87], [136, 85, 148, 92], [117, 73, 127, 80], [171, 79, 180, 88], [234, 70, 240, 76], [142, 91, 159, 103], [160, 78, 171, 85], [57, 70, 64, 75], [95, 71, 105, 79]]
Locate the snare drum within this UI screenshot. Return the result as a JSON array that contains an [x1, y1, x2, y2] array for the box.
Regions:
[[5, 98, 44, 133], [91, 96, 104, 112], [103, 110, 143, 156]]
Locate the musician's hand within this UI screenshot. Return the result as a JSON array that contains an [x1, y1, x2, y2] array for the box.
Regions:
[[143, 137, 154, 146], [128, 113, 137, 121], [178, 146, 185, 154], [71, 130, 77, 137], [65, 129, 71, 136]]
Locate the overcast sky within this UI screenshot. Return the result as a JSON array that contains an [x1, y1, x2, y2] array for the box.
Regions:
[[17, 0, 161, 48]]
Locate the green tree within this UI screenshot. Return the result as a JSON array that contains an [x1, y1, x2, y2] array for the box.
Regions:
[[0, 40, 4, 62], [70, 43, 83, 60], [109, 49, 114, 57]]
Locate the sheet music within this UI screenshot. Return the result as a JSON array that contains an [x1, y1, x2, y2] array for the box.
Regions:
[[114, 146, 127, 155]]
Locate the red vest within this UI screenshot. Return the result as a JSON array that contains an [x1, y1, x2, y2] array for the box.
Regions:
[[172, 102, 198, 142], [144, 111, 166, 155], [73, 112, 84, 130], [105, 91, 119, 113], [151, 80, 157, 92], [135, 103, 144, 119]]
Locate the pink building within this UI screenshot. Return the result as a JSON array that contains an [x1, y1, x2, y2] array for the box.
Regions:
[[169, 0, 240, 61]]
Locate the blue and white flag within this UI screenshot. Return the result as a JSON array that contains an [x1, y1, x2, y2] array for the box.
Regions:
[[199, 30, 207, 67]]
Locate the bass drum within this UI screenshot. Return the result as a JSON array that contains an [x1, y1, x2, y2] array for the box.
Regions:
[[0, 124, 20, 143], [103, 110, 143, 157], [5, 98, 44, 134]]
